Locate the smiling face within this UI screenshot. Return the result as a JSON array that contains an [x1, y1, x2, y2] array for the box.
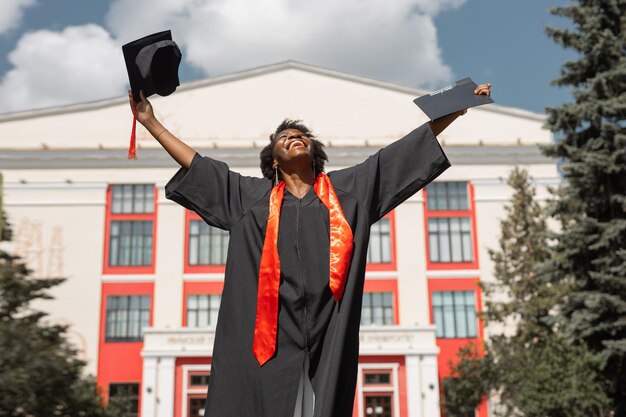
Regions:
[[259, 119, 328, 182], [272, 128, 314, 169]]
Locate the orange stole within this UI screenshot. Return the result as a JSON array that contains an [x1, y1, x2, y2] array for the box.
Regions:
[[252, 173, 354, 366]]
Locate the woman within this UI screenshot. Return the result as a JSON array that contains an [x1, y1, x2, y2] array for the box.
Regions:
[[128, 83, 491, 417]]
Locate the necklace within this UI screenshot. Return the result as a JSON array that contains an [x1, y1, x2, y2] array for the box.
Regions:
[[292, 185, 311, 199]]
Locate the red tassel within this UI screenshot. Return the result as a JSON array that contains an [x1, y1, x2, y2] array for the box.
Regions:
[[128, 106, 137, 160]]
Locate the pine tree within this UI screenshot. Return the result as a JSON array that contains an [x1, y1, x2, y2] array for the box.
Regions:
[[0, 214, 123, 417], [543, 0, 626, 413], [484, 168, 555, 338], [444, 167, 609, 417]]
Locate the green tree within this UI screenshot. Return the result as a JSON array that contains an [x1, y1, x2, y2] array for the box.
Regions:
[[0, 173, 4, 240], [0, 214, 123, 417], [543, 0, 626, 413], [444, 167, 609, 417], [484, 168, 555, 338], [442, 344, 494, 417]]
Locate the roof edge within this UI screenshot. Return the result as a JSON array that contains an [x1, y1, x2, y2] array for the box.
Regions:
[[0, 60, 546, 123]]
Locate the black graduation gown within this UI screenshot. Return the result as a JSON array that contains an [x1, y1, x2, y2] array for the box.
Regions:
[[164, 122, 451, 417]]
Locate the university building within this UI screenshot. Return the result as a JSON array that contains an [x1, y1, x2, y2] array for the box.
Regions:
[[0, 62, 557, 417]]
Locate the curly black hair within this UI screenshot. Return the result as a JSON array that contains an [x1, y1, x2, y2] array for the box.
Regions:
[[259, 119, 328, 183]]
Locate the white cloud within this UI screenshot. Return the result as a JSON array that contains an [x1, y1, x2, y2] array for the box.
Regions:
[[0, 0, 36, 35], [0, 0, 466, 113], [106, 0, 465, 88], [0, 24, 127, 114]]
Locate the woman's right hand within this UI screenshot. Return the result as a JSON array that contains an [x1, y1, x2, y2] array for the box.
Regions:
[[128, 89, 156, 126]]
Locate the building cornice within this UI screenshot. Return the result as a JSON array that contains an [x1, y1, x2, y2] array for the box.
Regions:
[[1, 144, 555, 170]]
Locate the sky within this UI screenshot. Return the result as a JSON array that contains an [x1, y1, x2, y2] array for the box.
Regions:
[[0, 0, 577, 116]]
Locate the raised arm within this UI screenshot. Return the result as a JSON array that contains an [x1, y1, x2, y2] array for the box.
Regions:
[[329, 83, 492, 224], [429, 83, 492, 136], [128, 89, 196, 168]]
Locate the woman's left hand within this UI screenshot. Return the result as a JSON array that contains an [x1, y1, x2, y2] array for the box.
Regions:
[[474, 83, 491, 97], [458, 83, 491, 115]]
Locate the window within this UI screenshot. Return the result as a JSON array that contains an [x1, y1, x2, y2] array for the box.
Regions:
[[367, 218, 391, 264], [188, 220, 229, 265], [428, 217, 473, 262], [105, 295, 151, 342], [432, 291, 476, 338], [190, 374, 210, 386], [105, 184, 156, 272], [188, 397, 206, 417], [109, 221, 153, 266], [427, 182, 469, 210], [186, 294, 221, 327], [425, 181, 476, 266], [185, 369, 211, 417], [361, 292, 394, 326], [109, 383, 139, 417], [185, 211, 230, 273], [361, 368, 396, 417], [364, 395, 392, 417], [111, 184, 154, 213], [363, 372, 391, 385]]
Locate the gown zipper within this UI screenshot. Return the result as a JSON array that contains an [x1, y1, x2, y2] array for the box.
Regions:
[[296, 198, 310, 350]]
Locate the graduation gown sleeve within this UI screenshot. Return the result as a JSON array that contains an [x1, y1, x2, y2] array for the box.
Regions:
[[328, 122, 451, 224], [164, 152, 270, 230]]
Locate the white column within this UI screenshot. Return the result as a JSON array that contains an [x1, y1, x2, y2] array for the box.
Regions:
[[153, 200, 184, 328], [141, 357, 158, 417], [395, 200, 429, 327], [420, 355, 440, 417], [405, 355, 423, 417], [157, 357, 176, 417]]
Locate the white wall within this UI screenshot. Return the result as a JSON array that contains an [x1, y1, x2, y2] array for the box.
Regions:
[[0, 63, 558, 376]]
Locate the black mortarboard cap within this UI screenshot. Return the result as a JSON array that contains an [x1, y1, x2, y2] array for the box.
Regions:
[[123, 30, 182, 102], [122, 30, 182, 159], [413, 77, 494, 120]]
